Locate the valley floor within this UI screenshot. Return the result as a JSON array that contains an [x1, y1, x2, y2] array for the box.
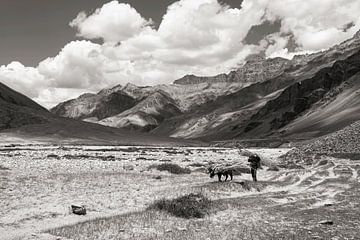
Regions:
[[0, 145, 358, 240]]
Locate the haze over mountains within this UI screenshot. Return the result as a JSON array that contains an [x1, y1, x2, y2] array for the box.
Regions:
[[47, 30, 360, 144]]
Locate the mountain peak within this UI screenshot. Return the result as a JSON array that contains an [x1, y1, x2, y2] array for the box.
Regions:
[[123, 82, 139, 90], [244, 54, 265, 63]]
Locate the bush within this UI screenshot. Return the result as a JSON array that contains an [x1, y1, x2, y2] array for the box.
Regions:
[[149, 163, 191, 174], [149, 193, 211, 218], [47, 154, 60, 159]]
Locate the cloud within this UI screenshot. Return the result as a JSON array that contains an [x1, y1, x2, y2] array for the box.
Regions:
[[70, 1, 152, 43], [1, 0, 360, 109], [0, 62, 46, 98], [264, 0, 360, 51]]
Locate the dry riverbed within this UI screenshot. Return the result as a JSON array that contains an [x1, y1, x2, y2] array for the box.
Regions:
[[0, 145, 358, 240]]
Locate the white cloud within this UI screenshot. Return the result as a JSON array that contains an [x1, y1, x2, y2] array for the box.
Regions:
[[261, 33, 290, 58], [0, 62, 46, 98], [264, 0, 360, 51], [1, 0, 360, 109], [70, 1, 152, 43]]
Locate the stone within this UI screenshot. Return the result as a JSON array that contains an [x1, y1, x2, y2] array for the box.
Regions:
[[318, 220, 334, 225], [71, 205, 86, 215]]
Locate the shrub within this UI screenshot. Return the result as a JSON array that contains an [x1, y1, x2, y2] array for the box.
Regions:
[[47, 154, 60, 159], [149, 193, 211, 218], [149, 163, 191, 174]]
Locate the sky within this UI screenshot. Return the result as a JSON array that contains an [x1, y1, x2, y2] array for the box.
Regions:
[[0, 0, 359, 108]]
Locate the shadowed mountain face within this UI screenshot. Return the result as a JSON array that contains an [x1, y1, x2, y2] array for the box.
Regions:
[[99, 90, 181, 131], [51, 85, 137, 121], [0, 82, 52, 130], [51, 31, 360, 142]]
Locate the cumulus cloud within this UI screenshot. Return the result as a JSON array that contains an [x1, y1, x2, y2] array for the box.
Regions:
[[70, 1, 152, 43], [264, 0, 360, 51], [0, 62, 46, 98], [1, 0, 360, 109]]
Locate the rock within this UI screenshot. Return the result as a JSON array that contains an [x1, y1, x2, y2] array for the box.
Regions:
[[177, 227, 187, 231], [318, 220, 334, 225], [154, 175, 162, 180], [317, 159, 328, 166], [71, 205, 86, 215]]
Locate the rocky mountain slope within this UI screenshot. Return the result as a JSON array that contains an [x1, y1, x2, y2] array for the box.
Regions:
[[51, 85, 137, 121], [51, 31, 360, 143], [51, 81, 253, 130], [153, 33, 360, 140], [0, 82, 195, 146], [51, 54, 292, 132], [174, 55, 290, 85], [282, 118, 360, 166], [99, 90, 181, 131]]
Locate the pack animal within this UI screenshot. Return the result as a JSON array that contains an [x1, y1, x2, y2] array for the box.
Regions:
[[208, 166, 233, 182]]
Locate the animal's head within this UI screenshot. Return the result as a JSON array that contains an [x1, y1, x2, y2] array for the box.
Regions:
[[207, 166, 215, 178]]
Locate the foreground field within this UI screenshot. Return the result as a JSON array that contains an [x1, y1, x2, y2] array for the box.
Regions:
[[0, 145, 359, 240]]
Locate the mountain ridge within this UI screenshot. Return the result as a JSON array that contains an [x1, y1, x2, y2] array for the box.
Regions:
[[50, 30, 360, 143]]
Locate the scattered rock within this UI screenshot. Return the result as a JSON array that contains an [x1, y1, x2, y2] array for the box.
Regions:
[[71, 205, 86, 215], [318, 220, 334, 225]]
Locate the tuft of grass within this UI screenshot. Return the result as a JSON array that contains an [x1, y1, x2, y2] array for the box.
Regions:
[[148, 193, 212, 219], [149, 163, 191, 174]]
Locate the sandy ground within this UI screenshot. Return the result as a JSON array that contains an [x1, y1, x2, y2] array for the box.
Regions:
[[0, 145, 285, 239], [0, 145, 358, 239]]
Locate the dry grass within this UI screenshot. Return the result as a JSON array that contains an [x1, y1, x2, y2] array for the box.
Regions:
[[148, 193, 212, 219], [3, 146, 360, 240], [149, 163, 191, 174]]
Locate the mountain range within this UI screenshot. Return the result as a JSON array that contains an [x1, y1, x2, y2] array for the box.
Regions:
[[1, 31, 360, 146], [49, 30, 360, 145], [0, 81, 195, 146]]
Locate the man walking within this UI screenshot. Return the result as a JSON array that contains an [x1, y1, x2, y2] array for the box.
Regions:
[[248, 154, 261, 182]]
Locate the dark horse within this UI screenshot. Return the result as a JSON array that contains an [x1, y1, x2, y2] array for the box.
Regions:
[[208, 166, 233, 182]]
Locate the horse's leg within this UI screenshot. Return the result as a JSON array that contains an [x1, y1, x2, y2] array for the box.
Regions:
[[224, 174, 228, 182], [230, 172, 233, 181], [218, 173, 222, 182]]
